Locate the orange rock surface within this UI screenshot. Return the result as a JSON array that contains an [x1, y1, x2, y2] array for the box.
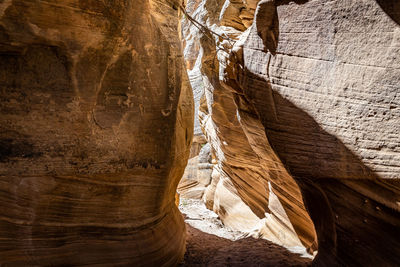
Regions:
[[0, 0, 192, 265]]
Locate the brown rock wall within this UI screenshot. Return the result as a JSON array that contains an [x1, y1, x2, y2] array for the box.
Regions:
[[0, 0, 193, 265]]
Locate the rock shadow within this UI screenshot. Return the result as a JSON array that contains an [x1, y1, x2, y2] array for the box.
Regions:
[[375, 0, 400, 26], [233, 1, 400, 265], [180, 223, 311, 266], [254, 81, 400, 266], [236, 65, 400, 265]]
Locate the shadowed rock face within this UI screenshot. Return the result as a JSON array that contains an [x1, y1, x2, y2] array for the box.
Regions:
[[199, 76, 318, 250], [182, 0, 317, 253], [244, 1, 400, 265], [0, 0, 399, 265], [0, 0, 193, 265], [183, 0, 400, 265]]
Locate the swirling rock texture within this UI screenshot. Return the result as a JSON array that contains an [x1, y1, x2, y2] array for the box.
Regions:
[[0, 0, 193, 265], [182, 0, 317, 255], [182, 0, 400, 266]]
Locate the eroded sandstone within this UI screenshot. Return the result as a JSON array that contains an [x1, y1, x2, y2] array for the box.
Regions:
[[0, 0, 193, 265], [0, 0, 399, 265], [182, 0, 400, 265]]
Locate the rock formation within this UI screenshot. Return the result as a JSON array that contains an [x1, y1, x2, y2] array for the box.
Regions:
[[0, 0, 399, 265], [0, 0, 193, 265], [178, 140, 214, 199], [182, 0, 317, 254], [182, 0, 400, 265]]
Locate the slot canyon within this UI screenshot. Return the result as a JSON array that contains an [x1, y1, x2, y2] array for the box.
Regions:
[[0, 0, 399, 266]]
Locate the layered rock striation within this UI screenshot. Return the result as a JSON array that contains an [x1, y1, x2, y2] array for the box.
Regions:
[[0, 0, 399, 265], [182, 0, 400, 265], [0, 0, 193, 265], [178, 138, 214, 199], [182, 0, 317, 253]]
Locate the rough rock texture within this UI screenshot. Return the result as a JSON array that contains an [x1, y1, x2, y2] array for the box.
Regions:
[[0, 0, 193, 265], [182, 0, 317, 254], [182, 0, 400, 265], [178, 141, 214, 199]]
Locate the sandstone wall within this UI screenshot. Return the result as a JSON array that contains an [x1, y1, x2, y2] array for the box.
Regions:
[[183, 0, 400, 265], [178, 139, 214, 199], [0, 0, 193, 265], [182, 0, 317, 253]]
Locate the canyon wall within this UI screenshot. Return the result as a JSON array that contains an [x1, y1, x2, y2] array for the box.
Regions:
[[182, 0, 400, 265], [0, 0, 193, 265], [0, 0, 399, 265]]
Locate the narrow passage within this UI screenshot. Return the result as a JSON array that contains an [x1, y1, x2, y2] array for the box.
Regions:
[[178, 199, 312, 267]]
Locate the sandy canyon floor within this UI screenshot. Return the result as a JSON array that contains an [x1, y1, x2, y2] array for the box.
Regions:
[[178, 199, 313, 266]]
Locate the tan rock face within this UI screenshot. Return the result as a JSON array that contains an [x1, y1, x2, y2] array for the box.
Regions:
[[183, 0, 400, 265], [1, 0, 399, 265], [182, 0, 317, 253], [178, 138, 214, 199], [0, 0, 193, 265]]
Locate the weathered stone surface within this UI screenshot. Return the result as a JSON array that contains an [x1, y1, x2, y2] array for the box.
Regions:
[[0, 0, 193, 265], [183, 0, 400, 265], [242, 1, 400, 265], [182, 0, 317, 253], [178, 142, 213, 199], [1, 0, 399, 265]]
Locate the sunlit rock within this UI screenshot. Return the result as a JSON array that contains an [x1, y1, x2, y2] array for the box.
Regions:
[[182, 0, 400, 265], [0, 0, 193, 265]]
